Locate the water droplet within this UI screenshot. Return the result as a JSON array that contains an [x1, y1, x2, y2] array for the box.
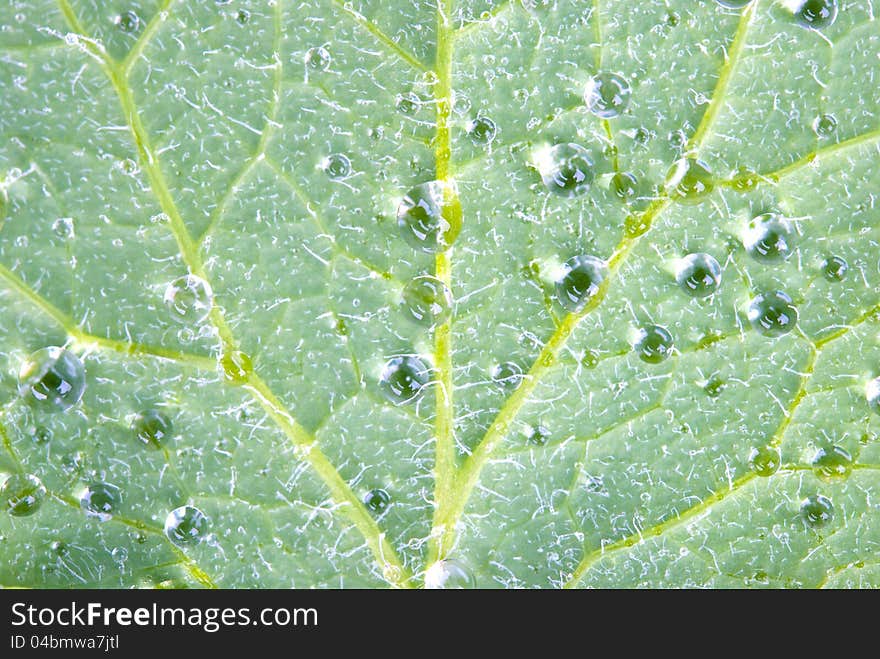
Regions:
[[581, 350, 599, 369], [424, 559, 474, 589], [363, 488, 391, 513], [704, 376, 727, 398], [220, 350, 253, 384], [80, 482, 122, 522], [52, 217, 74, 239], [117, 10, 139, 33], [743, 213, 794, 262], [555, 255, 607, 311], [491, 361, 523, 387], [584, 72, 632, 119], [305, 46, 331, 71], [796, 0, 838, 30], [322, 153, 351, 179], [731, 167, 761, 191], [611, 172, 637, 200], [821, 255, 848, 281], [748, 446, 780, 476], [800, 494, 833, 527], [467, 116, 497, 144], [664, 158, 714, 202], [813, 113, 837, 137], [812, 445, 853, 482], [675, 253, 722, 298], [132, 409, 173, 449], [18, 347, 86, 411], [715, 0, 752, 8], [633, 127, 652, 145], [526, 424, 550, 445], [623, 213, 650, 237], [164, 505, 209, 545], [395, 91, 420, 114], [537, 143, 594, 197], [379, 355, 430, 405], [634, 325, 674, 364], [164, 274, 213, 324], [747, 291, 798, 337], [1, 473, 46, 517], [396, 180, 461, 253], [30, 425, 53, 444], [866, 377, 880, 414], [236, 9, 250, 24], [401, 275, 452, 326], [668, 129, 688, 151]]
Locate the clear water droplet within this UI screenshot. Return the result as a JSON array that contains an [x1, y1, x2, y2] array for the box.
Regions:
[[584, 72, 631, 119], [743, 212, 794, 262], [675, 253, 722, 298], [747, 291, 798, 337], [164, 505, 209, 545], [538, 143, 594, 197], [379, 355, 430, 405], [704, 376, 727, 398], [425, 559, 475, 589], [748, 446, 780, 476], [812, 445, 853, 482], [305, 46, 331, 71], [1, 473, 46, 517], [821, 255, 848, 281], [117, 10, 139, 33], [467, 116, 497, 144], [31, 425, 53, 444], [800, 494, 833, 527], [363, 488, 391, 513], [635, 325, 674, 364], [396, 180, 461, 253], [796, 0, 838, 30], [18, 347, 86, 411], [80, 482, 122, 521], [236, 9, 250, 24], [491, 361, 523, 387], [555, 255, 607, 311], [322, 153, 351, 179], [132, 409, 173, 449], [611, 172, 637, 200], [664, 158, 714, 202], [220, 350, 253, 384], [395, 91, 420, 114], [401, 275, 453, 327], [526, 424, 550, 446], [52, 217, 74, 239], [813, 113, 837, 137], [164, 274, 213, 324]]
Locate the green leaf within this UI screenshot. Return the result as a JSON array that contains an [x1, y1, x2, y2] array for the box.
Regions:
[[1, 0, 879, 589]]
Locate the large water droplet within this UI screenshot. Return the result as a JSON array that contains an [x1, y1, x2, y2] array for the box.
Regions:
[[492, 361, 524, 387], [555, 255, 607, 311], [743, 213, 794, 262], [1, 473, 46, 517], [18, 347, 86, 411], [363, 488, 391, 513], [812, 445, 853, 482], [397, 180, 461, 253], [634, 325, 674, 364], [821, 255, 848, 282], [305, 46, 331, 71], [664, 158, 714, 202], [796, 0, 838, 29], [425, 559, 475, 589], [401, 276, 452, 326], [584, 72, 631, 119], [379, 355, 430, 405], [80, 482, 122, 522], [322, 153, 351, 179], [747, 291, 798, 337], [132, 409, 173, 449], [675, 253, 722, 298], [467, 116, 497, 144], [800, 494, 833, 527], [537, 143, 595, 197], [748, 446, 780, 477], [164, 274, 213, 324], [164, 505, 209, 545]]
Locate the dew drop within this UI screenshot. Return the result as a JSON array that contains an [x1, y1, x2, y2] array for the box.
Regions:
[[163, 274, 213, 324], [813, 113, 837, 138], [117, 10, 139, 33], [748, 446, 780, 477], [80, 482, 122, 522], [164, 505, 209, 545], [796, 0, 838, 30], [581, 350, 599, 369], [31, 426, 53, 444], [675, 252, 722, 298], [704, 376, 727, 398], [396, 180, 461, 253], [220, 350, 253, 384], [555, 255, 607, 311], [305, 46, 331, 71], [132, 409, 173, 449], [611, 172, 637, 200], [623, 213, 650, 238], [537, 143, 595, 197], [379, 355, 430, 405], [395, 92, 420, 114], [584, 72, 632, 119], [715, 0, 752, 8], [812, 445, 853, 482], [747, 291, 798, 337], [1, 473, 46, 517], [491, 361, 523, 387], [18, 347, 86, 411], [743, 212, 794, 262], [634, 325, 674, 364], [821, 255, 848, 281], [425, 559, 475, 589], [236, 9, 250, 24], [664, 158, 714, 202], [526, 424, 550, 446], [52, 217, 74, 239], [322, 153, 351, 179], [363, 488, 391, 513], [467, 116, 497, 144], [800, 494, 833, 527], [401, 275, 452, 326]]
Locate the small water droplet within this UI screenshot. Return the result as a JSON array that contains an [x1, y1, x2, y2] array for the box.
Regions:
[[18, 347, 86, 411], [633, 127, 652, 145], [526, 424, 550, 445], [401, 275, 452, 326], [821, 255, 848, 281], [322, 153, 351, 179], [537, 143, 595, 197], [80, 482, 122, 521], [665, 158, 714, 202], [236, 9, 250, 24], [491, 361, 523, 387], [623, 213, 650, 237], [132, 409, 173, 449], [467, 116, 497, 144], [796, 0, 838, 30], [581, 350, 599, 369], [611, 172, 637, 200], [704, 376, 727, 398], [555, 255, 607, 311], [164, 274, 213, 324], [800, 494, 833, 527], [397, 180, 461, 253], [813, 113, 837, 137], [635, 325, 674, 364], [748, 446, 780, 476], [395, 91, 420, 114], [117, 10, 139, 33], [730, 167, 760, 191], [425, 559, 474, 589], [676, 253, 722, 298], [747, 291, 798, 337], [668, 129, 688, 151], [866, 377, 880, 414], [715, 0, 752, 8], [305, 46, 331, 71], [220, 350, 253, 384], [584, 72, 632, 119], [744, 212, 794, 262], [1, 473, 46, 517], [363, 488, 391, 513], [164, 505, 209, 545], [52, 217, 74, 239], [812, 445, 853, 482], [379, 355, 430, 405]]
